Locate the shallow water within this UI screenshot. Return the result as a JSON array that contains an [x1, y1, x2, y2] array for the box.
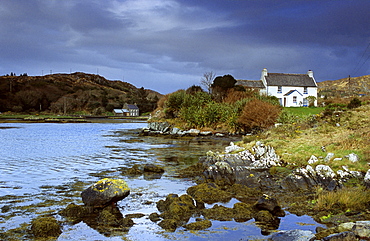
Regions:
[[0, 121, 324, 240]]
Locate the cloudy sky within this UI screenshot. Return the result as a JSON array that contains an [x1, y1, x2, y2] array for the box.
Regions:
[[1, 0, 369, 94]]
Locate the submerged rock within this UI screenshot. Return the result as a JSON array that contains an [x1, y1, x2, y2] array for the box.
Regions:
[[269, 229, 315, 241], [31, 216, 62, 238], [81, 178, 130, 208]]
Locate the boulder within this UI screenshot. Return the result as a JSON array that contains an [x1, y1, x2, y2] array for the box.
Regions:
[[322, 231, 357, 241], [81, 178, 130, 208], [269, 229, 315, 241], [344, 153, 359, 163], [255, 194, 285, 217], [352, 220, 370, 238], [31, 216, 62, 238]]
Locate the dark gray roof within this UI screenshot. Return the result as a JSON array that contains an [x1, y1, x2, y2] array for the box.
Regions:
[[265, 73, 316, 87], [236, 80, 265, 88], [126, 104, 139, 109], [284, 90, 303, 96]]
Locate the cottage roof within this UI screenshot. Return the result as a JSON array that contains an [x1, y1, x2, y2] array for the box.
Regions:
[[236, 80, 265, 88], [125, 104, 139, 109], [265, 73, 316, 87]]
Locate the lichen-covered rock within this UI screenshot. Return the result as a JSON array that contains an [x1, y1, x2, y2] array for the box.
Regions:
[[31, 216, 62, 238], [81, 178, 130, 208]]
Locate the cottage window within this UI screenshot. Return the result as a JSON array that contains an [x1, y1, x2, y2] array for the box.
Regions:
[[277, 86, 282, 93], [293, 96, 297, 103], [304, 87, 308, 94]]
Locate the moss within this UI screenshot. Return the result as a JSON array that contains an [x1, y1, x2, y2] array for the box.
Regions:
[[183, 219, 212, 230], [158, 219, 179, 232], [233, 202, 253, 222], [187, 183, 233, 204], [59, 203, 92, 219], [227, 184, 262, 203], [30, 216, 61, 238], [202, 204, 235, 221], [149, 212, 161, 222]]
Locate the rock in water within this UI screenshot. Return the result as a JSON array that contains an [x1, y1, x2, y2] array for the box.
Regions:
[[81, 178, 130, 208]]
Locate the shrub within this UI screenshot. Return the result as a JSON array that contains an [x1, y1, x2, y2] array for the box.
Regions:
[[237, 99, 282, 132], [347, 97, 362, 109]]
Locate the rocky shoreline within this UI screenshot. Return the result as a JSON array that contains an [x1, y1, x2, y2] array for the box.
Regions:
[[28, 122, 370, 240]]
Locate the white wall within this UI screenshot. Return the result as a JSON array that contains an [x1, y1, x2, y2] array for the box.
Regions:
[[267, 86, 317, 107]]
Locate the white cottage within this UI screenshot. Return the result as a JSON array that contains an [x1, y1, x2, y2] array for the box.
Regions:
[[260, 68, 318, 107]]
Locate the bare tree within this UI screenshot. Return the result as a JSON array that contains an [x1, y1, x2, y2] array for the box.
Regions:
[[200, 71, 215, 93]]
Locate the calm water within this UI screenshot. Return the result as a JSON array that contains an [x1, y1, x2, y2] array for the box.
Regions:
[[0, 121, 323, 240]]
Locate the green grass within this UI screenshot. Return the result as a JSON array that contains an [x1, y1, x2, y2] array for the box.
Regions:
[[283, 107, 324, 117]]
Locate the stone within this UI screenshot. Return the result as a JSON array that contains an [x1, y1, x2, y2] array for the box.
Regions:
[[324, 153, 335, 162], [170, 127, 180, 135], [352, 220, 370, 238], [344, 153, 359, 162], [255, 194, 285, 217], [322, 231, 357, 241], [225, 142, 243, 153], [143, 164, 165, 173], [186, 129, 200, 136], [31, 216, 62, 238], [269, 229, 315, 241], [364, 169, 370, 188], [81, 178, 130, 208], [200, 131, 213, 136], [308, 155, 318, 164]]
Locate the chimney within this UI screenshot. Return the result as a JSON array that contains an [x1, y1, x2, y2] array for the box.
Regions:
[[307, 70, 313, 78], [262, 68, 268, 77]]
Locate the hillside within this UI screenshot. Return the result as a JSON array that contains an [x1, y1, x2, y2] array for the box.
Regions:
[[318, 74, 370, 98], [0, 72, 162, 115]]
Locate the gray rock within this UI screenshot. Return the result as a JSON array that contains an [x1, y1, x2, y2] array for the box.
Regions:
[[324, 153, 335, 162], [81, 178, 130, 207], [186, 129, 200, 136], [364, 169, 370, 188], [200, 131, 212, 136], [225, 142, 243, 153], [344, 153, 359, 162], [322, 231, 357, 241], [352, 220, 370, 238], [170, 127, 180, 135], [269, 229, 315, 241], [308, 155, 318, 164]]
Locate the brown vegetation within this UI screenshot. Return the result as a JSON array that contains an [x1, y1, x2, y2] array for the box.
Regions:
[[0, 72, 162, 115]]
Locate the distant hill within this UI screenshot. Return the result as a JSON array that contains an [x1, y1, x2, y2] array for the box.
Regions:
[[0, 72, 163, 114], [318, 75, 370, 97]]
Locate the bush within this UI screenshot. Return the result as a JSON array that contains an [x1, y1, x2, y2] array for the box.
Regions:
[[238, 99, 281, 132], [347, 97, 362, 109]]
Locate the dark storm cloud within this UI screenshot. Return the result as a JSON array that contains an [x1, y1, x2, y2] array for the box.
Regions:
[[0, 0, 369, 93]]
